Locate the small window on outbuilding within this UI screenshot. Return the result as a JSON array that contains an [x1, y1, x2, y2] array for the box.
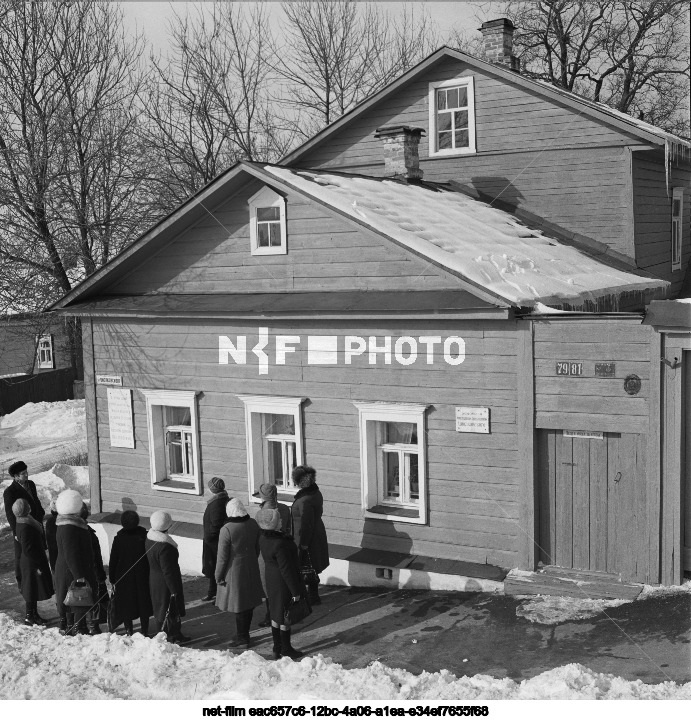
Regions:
[[141, 389, 201, 495], [428, 77, 476, 157], [36, 334, 54, 369], [248, 186, 287, 255], [671, 187, 684, 271]]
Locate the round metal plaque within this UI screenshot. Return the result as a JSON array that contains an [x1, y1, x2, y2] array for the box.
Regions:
[[624, 374, 641, 395]]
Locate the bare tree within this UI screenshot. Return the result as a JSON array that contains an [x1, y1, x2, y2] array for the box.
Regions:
[[277, 1, 439, 137], [505, 0, 690, 134], [0, 1, 148, 374]]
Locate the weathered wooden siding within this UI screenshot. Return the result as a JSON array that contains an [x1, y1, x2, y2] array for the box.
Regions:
[[91, 318, 521, 568], [107, 182, 460, 296], [632, 151, 691, 297], [295, 57, 639, 258]]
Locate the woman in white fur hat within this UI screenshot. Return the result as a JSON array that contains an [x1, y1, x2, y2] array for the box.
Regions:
[[214, 498, 263, 649], [145, 510, 188, 643]]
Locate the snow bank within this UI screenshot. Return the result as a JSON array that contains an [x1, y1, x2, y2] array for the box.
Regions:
[[0, 613, 688, 700]]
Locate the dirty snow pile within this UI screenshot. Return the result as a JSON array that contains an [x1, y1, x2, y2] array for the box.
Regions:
[[516, 595, 630, 624], [0, 614, 688, 700]]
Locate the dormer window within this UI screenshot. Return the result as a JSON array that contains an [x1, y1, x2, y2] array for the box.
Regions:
[[428, 77, 476, 158], [249, 186, 287, 255]]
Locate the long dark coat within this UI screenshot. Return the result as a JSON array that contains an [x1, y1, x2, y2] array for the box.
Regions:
[[214, 516, 263, 614], [109, 526, 153, 622], [202, 493, 229, 578], [291, 484, 330, 573], [145, 536, 185, 622], [259, 530, 303, 624], [16, 521, 53, 603], [88, 527, 107, 584], [55, 522, 97, 616], [4, 479, 45, 584], [45, 512, 58, 573]]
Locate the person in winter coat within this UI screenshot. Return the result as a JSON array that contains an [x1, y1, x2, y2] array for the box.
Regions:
[[257, 507, 305, 660], [109, 510, 152, 636], [145, 510, 189, 644], [54, 489, 97, 636], [214, 498, 263, 649], [201, 476, 229, 602], [4, 461, 45, 589], [257, 482, 291, 627], [45, 500, 58, 574], [290, 466, 329, 605], [12, 498, 53, 626], [80, 503, 106, 635]]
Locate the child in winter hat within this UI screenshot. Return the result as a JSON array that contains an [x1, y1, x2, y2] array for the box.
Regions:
[[56, 489, 83, 516], [226, 498, 248, 518], [150, 510, 173, 532]]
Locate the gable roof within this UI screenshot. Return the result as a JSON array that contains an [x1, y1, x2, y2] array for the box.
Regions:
[[281, 46, 691, 167]]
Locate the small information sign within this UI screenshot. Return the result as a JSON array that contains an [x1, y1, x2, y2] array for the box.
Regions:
[[455, 406, 490, 434], [556, 362, 583, 376], [595, 363, 616, 378], [107, 387, 135, 448], [563, 430, 604, 440], [97, 374, 122, 386]]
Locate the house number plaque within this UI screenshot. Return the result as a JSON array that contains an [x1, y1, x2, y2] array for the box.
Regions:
[[556, 362, 583, 376]]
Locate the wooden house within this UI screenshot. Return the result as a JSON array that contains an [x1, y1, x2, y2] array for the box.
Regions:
[[50, 20, 691, 590]]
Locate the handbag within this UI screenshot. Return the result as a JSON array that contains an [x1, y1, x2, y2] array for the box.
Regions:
[[162, 593, 182, 638], [89, 582, 108, 624], [299, 549, 320, 588], [64, 579, 94, 607], [284, 595, 312, 626]]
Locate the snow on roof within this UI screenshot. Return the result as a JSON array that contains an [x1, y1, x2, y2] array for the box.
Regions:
[[264, 166, 668, 307]]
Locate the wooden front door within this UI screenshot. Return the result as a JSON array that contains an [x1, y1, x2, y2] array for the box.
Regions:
[[537, 430, 647, 581]]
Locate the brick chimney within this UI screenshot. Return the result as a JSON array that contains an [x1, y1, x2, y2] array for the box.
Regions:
[[480, 18, 520, 72], [374, 125, 425, 181]]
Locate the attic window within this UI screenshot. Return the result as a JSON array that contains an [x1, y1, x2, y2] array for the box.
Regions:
[[428, 77, 476, 158], [249, 186, 287, 255]]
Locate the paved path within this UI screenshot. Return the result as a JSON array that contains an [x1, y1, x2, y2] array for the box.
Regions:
[[1, 528, 689, 686]]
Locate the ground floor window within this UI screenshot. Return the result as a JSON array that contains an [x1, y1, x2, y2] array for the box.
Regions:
[[353, 401, 428, 524], [141, 389, 201, 494], [238, 395, 304, 504]]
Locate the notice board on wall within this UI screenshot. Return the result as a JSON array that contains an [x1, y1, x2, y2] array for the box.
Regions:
[[107, 387, 135, 448]]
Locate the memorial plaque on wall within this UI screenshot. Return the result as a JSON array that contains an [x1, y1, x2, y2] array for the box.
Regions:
[[107, 387, 135, 448], [455, 406, 490, 433]]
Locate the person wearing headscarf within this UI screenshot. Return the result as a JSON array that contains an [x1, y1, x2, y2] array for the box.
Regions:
[[214, 498, 263, 649], [257, 507, 305, 660], [201, 476, 229, 602], [109, 510, 152, 636], [12, 498, 53, 626], [290, 465, 329, 605], [145, 510, 188, 643], [54, 489, 96, 636], [3, 461, 45, 590], [257, 483, 292, 627], [44, 500, 59, 574], [80, 503, 107, 635]]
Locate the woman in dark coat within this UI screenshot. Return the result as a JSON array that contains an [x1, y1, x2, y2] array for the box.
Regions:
[[45, 500, 58, 574], [291, 465, 329, 605], [201, 476, 229, 602], [81, 503, 107, 635], [257, 507, 305, 660], [109, 510, 152, 635], [214, 498, 263, 649], [145, 510, 189, 643], [13, 499, 53, 626], [54, 489, 97, 635]]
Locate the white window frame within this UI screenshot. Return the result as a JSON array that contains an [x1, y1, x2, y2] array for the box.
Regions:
[[238, 395, 305, 504], [428, 76, 476, 158], [248, 186, 287, 256], [36, 334, 54, 369], [141, 389, 201, 495], [671, 186, 684, 271], [353, 401, 428, 525]]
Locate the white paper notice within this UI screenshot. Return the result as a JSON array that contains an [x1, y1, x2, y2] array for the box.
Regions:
[[455, 406, 490, 434], [107, 387, 135, 448]]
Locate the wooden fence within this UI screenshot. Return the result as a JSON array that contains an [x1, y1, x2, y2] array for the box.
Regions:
[[0, 367, 77, 416]]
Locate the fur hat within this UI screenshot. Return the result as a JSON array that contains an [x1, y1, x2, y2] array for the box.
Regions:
[[226, 498, 247, 518], [150, 510, 173, 532], [56, 489, 83, 516], [259, 483, 278, 505], [255, 507, 281, 531], [208, 476, 225, 493], [121, 510, 140, 529], [8, 461, 27, 477], [12, 498, 30, 518], [292, 465, 316, 489]]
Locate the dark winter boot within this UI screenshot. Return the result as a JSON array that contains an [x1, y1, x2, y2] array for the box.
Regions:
[[271, 626, 282, 660], [258, 599, 271, 627], [201, 577, 217, 602], [31, 603, 47, 626], [124, 619, 134, 636], [64, 612, 76, 636], [228, 610, 252, 649], [139, 617, 150, 636], [58, 614, 68, 635], [24, 602, 34, 626], [280, 629, 303, 660]]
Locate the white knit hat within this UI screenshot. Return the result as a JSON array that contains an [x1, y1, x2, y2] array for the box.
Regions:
[[56, 489, 83, 516], [226, 498, 247, 518], [150, 510, 173, 532], [255, 507, 281, 531]]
